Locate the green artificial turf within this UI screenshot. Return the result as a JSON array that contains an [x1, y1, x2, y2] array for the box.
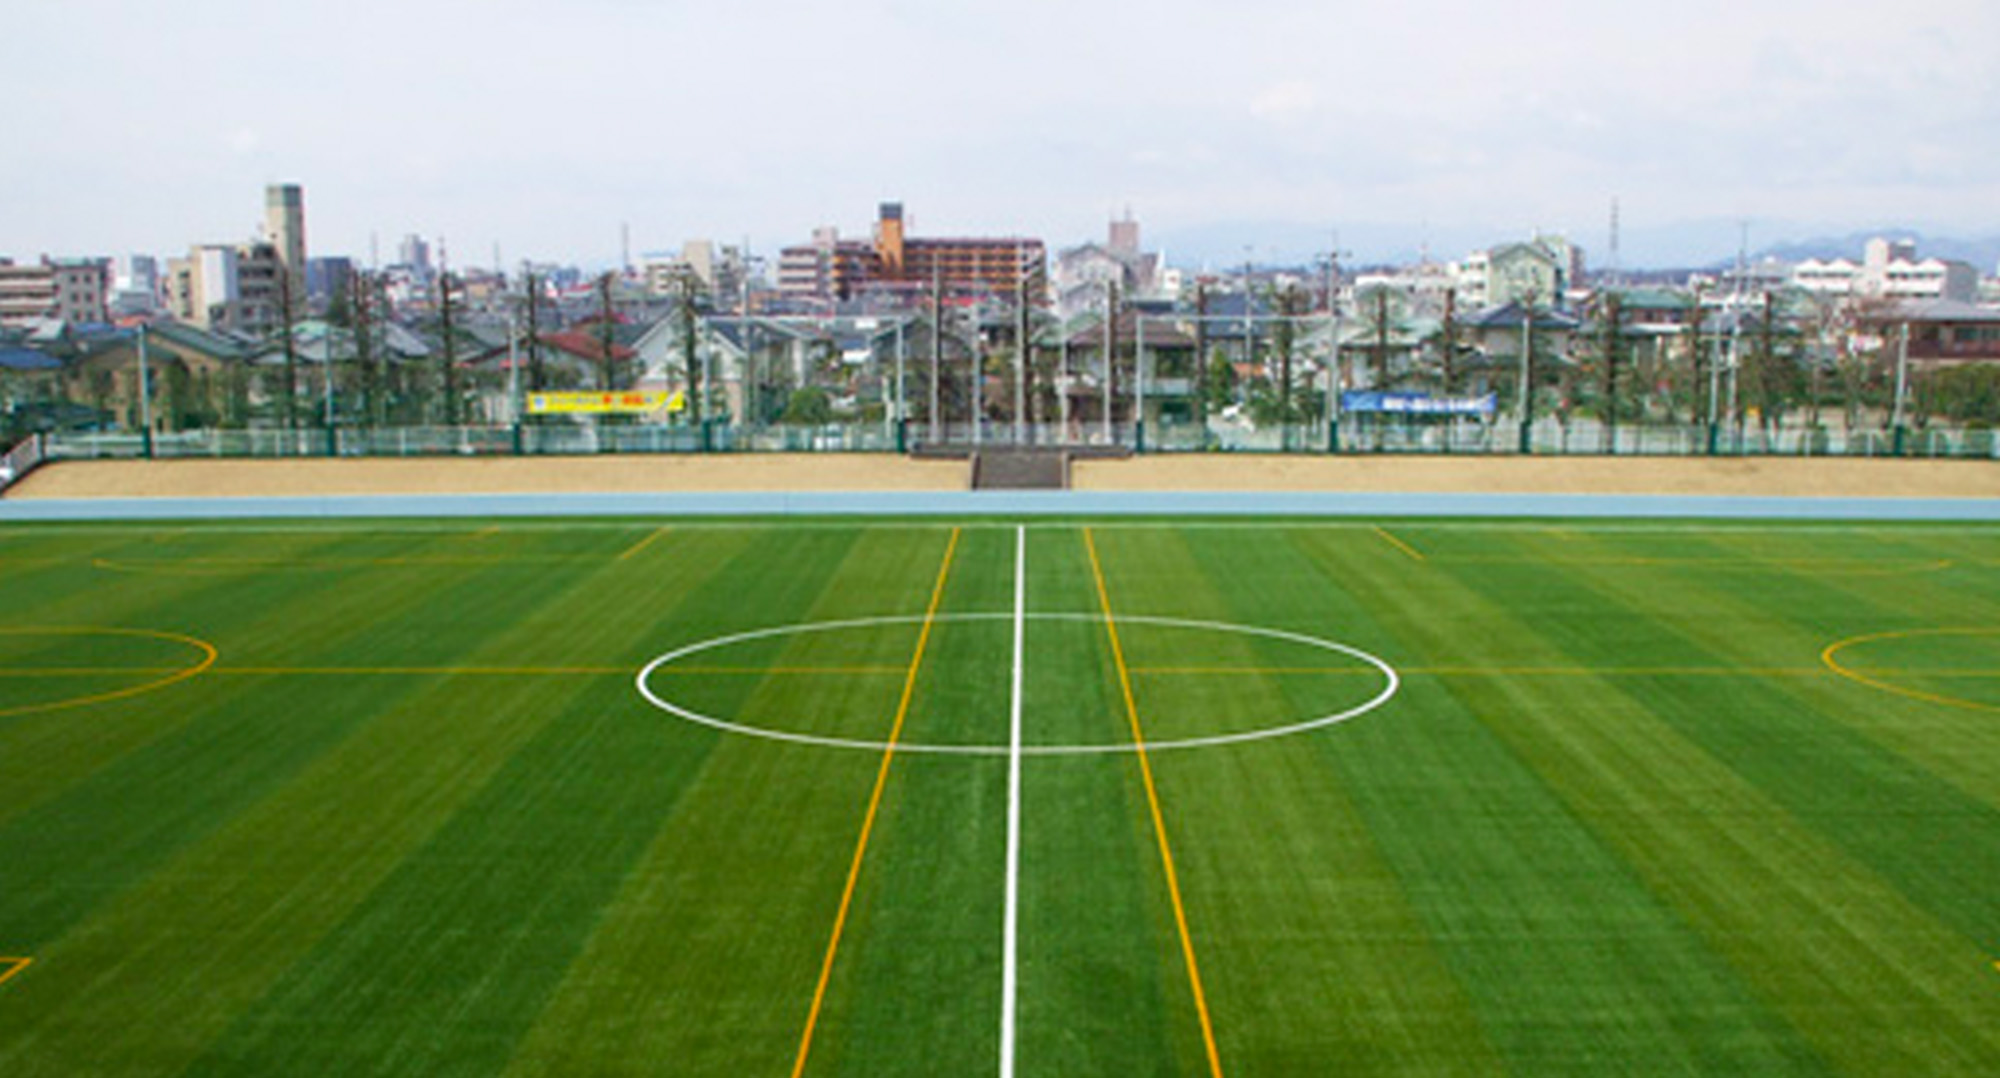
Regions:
[[1, 519, 1998, 1075]]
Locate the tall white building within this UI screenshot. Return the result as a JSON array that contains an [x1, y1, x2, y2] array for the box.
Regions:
[[1791, 237, 1977, 303]]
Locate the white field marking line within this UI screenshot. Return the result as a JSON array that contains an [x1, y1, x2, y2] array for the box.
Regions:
[[635, 612, 1400, 756], [1000, 526, 1026, 1078], [11, 520, 2000, 540]]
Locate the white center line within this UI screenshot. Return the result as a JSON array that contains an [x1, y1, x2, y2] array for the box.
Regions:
[[1000, 524, 1026, 1078]]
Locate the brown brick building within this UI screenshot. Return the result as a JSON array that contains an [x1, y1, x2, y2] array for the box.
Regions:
[[779, 203, 1045, 304]]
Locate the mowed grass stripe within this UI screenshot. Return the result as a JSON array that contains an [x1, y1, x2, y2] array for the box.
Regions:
[[500, 528, 967, 1074], [1281, 527, 1824, 1073], [1405, 527, 2000, 1073], [186, 630, 726, 1069], [1537, 531, 2000, 949], [817, 528, 1019, 1075], [0, 532, 560, 944], [0, 527, 431, 826], [1011, 530, 1205, 1072], [1083, 527, 1228, 1078], [1099, 527, 1527, 1073], [789, 527, 959, 1077], [0, 526, 757, 1075]]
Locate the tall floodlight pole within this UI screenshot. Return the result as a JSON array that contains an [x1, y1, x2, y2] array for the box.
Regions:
[[895, 317, 906, 443], [1102, 279, 1116, 444]]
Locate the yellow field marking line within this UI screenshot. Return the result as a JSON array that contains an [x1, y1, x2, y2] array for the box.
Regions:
[[90, 554, 593, 575], [1128, 665, 1834, 678], [0, 957, 29, 989], [1822, 628, 2000, 715], [792, 527, 961, 1078], [1373, 525, 1426, 562], [1084, 528, 1226, 1078], [0, 667, 195, 678], [1415, 554, 1953, 576], [211, 665, 633, 677], [0, 663, 908, 678], [0, 628, 218, 720], [616, 526, 671, 562]]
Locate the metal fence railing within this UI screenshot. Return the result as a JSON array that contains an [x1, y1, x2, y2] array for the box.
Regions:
[[0, 434, 45, 492], [31, 418, 2000, 465]]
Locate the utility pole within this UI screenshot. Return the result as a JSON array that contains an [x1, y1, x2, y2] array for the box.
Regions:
[[971, 298, 984, 448], [1102, 278, 1117, 445], [439, 251, 459, 426], [677, 270, 700, 426], [1601, 290, 1622, 453], [351, 268, 375, 428], [598, 271, 617, 392], [1518, 291, 1536, 454], [1016, 265, 1030, 444], [524, 270, 544, 395], [279, 263, 300, 433], [136, 323, 153, 457], [1892, 320, 1910, 451], [1193, 279, 1210, 435], [929, 267, 943, 444], [1440, 288, 1458, 396]]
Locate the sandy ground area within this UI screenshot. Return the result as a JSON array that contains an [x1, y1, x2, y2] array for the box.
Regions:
[[8, 452, 1995, 501], [8, 455, 965, 499], [1074, 455, 1999, 499]]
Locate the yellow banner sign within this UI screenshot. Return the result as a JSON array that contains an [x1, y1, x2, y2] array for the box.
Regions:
[[527, 391, 672, 415]]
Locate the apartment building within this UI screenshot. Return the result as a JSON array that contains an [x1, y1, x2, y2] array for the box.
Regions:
[[1791, 238, 1977, 303], [0, 257, 110, 326], [779, 203, 1046, 304], [166, 241, 285, 334]]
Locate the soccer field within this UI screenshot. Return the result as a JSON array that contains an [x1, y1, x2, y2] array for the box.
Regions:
[[1, 518, 1998, 1075]]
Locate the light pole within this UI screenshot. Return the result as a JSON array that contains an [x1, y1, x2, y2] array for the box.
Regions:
[[136, 323, 153, 458], [1517, 293, 1534, 453], [1892, 320, 1910, 454], [970, 300, 983, 448]]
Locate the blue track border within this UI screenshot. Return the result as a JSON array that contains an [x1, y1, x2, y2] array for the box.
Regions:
[[3, 490, 1998, 521]]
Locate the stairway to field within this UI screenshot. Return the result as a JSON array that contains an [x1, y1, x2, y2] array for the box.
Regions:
[[971, 448, 1068, 490]]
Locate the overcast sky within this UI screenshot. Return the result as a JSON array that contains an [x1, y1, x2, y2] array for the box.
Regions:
[[6, 0, 1996, 269]]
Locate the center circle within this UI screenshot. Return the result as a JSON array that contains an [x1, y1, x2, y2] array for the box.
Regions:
[[635, 613, 1399, 755]]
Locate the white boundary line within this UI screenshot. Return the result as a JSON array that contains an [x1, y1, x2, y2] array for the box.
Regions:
[[7, 519, 2000, 539], [1000, 526, 1025, 1078], [633, 612, 1400, 756]]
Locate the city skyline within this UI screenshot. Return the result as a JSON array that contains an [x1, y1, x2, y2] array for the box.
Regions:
[[5, 0, 1996, 270]]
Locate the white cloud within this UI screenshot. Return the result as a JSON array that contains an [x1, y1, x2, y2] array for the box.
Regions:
[[1249, 81, 1320, 121]]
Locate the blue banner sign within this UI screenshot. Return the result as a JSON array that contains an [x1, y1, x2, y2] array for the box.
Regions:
[[1341, 392, 1496, 416]]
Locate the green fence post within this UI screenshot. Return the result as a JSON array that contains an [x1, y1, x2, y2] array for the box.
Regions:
[[1893, 425, 1907, 457], [512, 422, 524, 456], [1518, 421, 1532, 455], [1328, 416, 1340, 454]]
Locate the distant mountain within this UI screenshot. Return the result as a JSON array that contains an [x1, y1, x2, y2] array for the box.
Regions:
[[1152, 219, 2000, 275]]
